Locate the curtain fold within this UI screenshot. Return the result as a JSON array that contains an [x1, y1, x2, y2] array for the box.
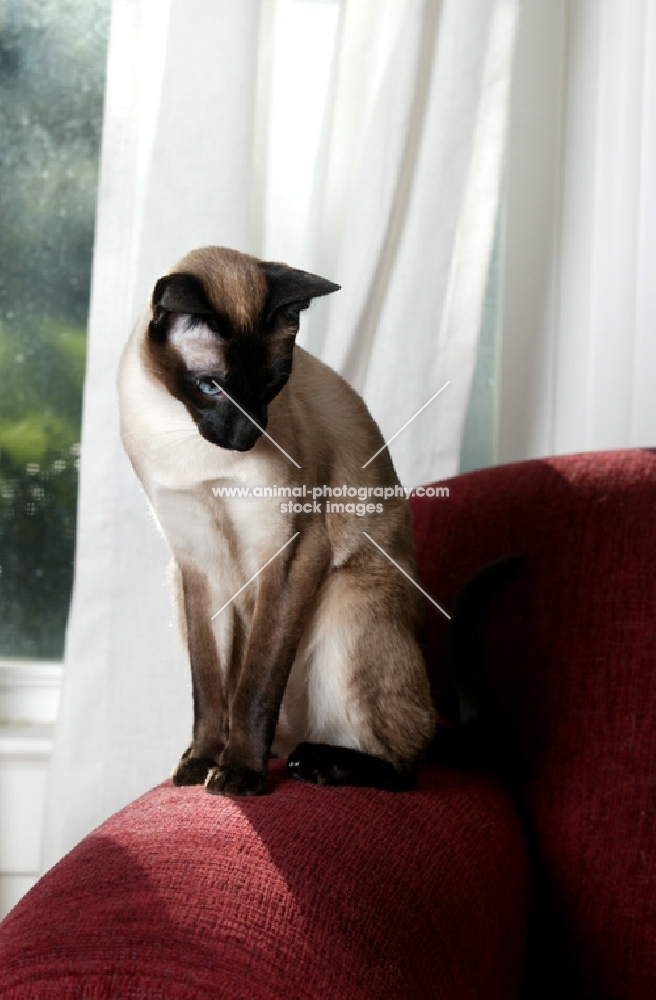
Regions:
[[42, 0, 517, 869], [332, 0, 517, 486], [500, 0, 656, 462]]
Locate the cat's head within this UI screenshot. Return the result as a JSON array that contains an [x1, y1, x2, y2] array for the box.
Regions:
[[144, 246, 339, 451]]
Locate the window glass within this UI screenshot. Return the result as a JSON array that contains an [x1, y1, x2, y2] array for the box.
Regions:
[[0, 0, 110, 659]]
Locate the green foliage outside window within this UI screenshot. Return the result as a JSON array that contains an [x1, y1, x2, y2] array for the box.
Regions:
[[0, 0, 110, 658]]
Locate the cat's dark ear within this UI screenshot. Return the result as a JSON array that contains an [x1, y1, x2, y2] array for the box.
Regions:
[[261, 262, 340, 325], [150, 273, 213, 342], [152, 273, 213, 315]]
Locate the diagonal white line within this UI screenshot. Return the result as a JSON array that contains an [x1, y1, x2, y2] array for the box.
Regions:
[[362, 531, 451, 620], [212, 380, 301, 469], [211, 531, 301, 620], [362, 381, 451, 469]]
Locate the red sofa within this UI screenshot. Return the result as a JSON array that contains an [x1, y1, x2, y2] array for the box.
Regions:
[[1, 449, 654, 999]]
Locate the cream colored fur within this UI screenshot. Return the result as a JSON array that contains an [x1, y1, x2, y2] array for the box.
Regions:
[[118, 248, 435, 768]]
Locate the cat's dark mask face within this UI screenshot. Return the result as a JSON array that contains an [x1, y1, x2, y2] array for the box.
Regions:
[[144, 251, 339, 452]]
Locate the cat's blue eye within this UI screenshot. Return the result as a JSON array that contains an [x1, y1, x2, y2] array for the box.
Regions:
[[196, 379, 222, 396]]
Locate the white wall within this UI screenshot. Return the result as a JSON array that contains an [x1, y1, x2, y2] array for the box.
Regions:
[[0, 664, 61, 919]]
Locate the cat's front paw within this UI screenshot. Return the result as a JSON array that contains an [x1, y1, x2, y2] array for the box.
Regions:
[[204, 762, 267, 797], [171, 753, 216, 786]]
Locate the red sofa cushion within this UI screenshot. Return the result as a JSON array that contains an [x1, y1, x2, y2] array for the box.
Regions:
[[0, 762, 526, 999], [411, 449, 656, 999]]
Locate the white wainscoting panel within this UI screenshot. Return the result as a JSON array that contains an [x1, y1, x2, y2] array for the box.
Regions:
[[0, 663, 61, 921]]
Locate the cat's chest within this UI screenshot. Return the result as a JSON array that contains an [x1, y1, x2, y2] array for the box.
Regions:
[[153, 481, 290, 589], [120, 347, 297, 583]]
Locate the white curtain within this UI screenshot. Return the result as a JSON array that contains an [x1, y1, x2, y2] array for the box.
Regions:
[[42, 0, 517, 869], [500, 0, 656, 462]]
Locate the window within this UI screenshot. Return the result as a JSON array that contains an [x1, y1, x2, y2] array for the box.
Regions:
[[0, 0, 111, 659]]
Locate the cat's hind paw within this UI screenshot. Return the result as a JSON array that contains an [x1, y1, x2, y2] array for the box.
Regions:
[[287, 742, 416, 791]]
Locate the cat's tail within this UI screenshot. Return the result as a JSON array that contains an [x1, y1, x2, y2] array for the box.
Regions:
[[429, 554, 524, 771], [432, 555, 586, 995]]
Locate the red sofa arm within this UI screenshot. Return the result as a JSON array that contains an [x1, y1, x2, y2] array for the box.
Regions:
[[0, 761, 527, 999], [411, 448, 656, 999]]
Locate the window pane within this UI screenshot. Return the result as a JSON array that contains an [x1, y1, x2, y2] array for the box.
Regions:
[[0, 0, 110, 659]]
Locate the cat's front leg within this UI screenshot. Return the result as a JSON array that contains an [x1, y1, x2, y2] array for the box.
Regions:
[[205, 528, 330, 797], [171, 563, 229, 786]]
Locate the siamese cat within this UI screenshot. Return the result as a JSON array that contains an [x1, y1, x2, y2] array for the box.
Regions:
[[118, 245, 436, 796]]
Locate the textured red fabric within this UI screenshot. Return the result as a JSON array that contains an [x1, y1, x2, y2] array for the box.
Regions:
[[5, 447, 652, 998], [411, 448, 656, 999], [0, 763, 526, 999]]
